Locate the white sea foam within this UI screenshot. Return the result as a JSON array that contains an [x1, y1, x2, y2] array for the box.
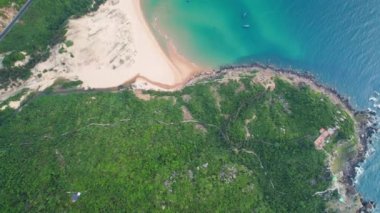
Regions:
[[369, 96, 378, 102], [366, 144, 376, 159], [368, 108, 376, 113], [354, 166, 365, 185], [373, 104, 380, 109], [354, 124, 378, 186]]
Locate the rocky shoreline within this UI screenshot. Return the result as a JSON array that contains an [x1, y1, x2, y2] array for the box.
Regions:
[[188, 62, 379, 212]]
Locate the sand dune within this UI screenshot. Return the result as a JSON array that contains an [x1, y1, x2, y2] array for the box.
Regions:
[[1, 0, 202, 101], [37, 0, 201, 89]]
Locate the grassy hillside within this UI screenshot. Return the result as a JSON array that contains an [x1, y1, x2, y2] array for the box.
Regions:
[[0, 0, 105, 88], [0, 73, 356, 212]]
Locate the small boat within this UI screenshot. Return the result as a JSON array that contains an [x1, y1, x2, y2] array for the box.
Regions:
[[242, 24, 251, 29]]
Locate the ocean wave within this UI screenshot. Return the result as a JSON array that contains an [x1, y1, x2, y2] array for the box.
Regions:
[[366, 143, 376, 158], [369, 96, 378, 102], [355, 166, 365, 185]]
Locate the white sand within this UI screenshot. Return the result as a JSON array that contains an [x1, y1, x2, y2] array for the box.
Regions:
[[14, 52, 30, 67], [0, 90, 31, 111], [36, 0, 199, 89], [1, 0, 201, 102]]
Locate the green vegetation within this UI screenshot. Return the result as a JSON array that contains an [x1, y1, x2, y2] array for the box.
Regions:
[[0, 88, 28, 108], [64, 40, 74, 47], [53, 79, 83, 90], [0, 0, 105, 88], [60, 80, 83, 89], [0, 75, 356, 212], [58, 47, 67, 54], [0, 0, 26, 9], [2, 51, 25, 68]]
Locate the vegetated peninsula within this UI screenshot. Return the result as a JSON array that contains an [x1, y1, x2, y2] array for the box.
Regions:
[[0, 0, 377, 212], [0, 66, 377, 212]]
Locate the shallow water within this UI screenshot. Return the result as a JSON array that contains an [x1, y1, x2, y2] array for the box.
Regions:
[[142, 0, 380, 208]]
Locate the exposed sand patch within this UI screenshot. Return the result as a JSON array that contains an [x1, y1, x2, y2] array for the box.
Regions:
[[1, 90, 31, 110], [134, 89, 152, 101], [244, 114, 256, 139], [0, 6, 17, 31], [182, 94, 191, 103], [182, 106, 194, 121], [14, 52, 30, 67], [210, 86, 222, 112], [0, 104, 7, 111], [8, 100, 21, 109], [235, 81, 246, 93], [181, 106, 207, 133], [253, 70, 276, 91]]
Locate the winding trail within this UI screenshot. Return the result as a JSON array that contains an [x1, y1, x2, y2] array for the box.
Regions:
[[0, 0, 33, 42]]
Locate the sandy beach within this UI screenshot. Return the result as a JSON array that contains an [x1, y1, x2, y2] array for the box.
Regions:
[[0, 0, 202, 102]]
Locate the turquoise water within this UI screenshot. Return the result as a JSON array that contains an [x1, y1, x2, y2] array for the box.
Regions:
[[143, 0, 303, 67], [142, 0, 380, 207]]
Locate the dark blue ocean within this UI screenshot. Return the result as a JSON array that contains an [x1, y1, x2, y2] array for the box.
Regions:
[[250, 1, 380, 206], [143, 0, 380, 207]]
